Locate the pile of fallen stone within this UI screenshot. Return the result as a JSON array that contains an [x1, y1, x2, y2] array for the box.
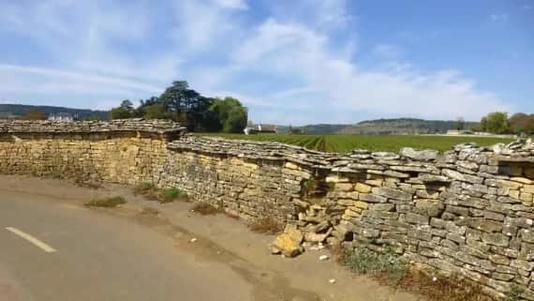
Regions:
[[269, 139, 534, 258]]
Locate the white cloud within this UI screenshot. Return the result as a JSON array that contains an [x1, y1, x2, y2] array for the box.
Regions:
[[0, 64, 162, 100], [0, 0, 178, 106], [267, 0, 351, 31], [372, 44, 404, 60], [226, 19, 510, 122], [0, 0, 513, 123], [489, 13, 509, 22], [212, 0, 248, 10], [171, 0, 247, 52]]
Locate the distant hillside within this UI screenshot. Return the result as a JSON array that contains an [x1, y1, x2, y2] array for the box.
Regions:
[[341, 118, 478, 135], [277, 124, 350, 134], [290, 118, 479, 135], [0, 104, 109, 120], [296, 124, 350, 134]]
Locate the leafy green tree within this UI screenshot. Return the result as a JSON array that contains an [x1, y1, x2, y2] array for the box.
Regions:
[[481, 112, 509, 134], [143, 103, 167, 119], [111, 81, 247, 132], [138, 81, 213, 130], [224, 106, 248, 132], [207, 97, 248, 133], [110, 100, 135, 119], [509, 113, 534, 135]]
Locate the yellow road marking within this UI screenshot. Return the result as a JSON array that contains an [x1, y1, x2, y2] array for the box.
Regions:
[[5, 227, 57, 253]]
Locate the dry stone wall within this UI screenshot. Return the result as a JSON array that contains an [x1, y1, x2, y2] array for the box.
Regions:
[[317, 142, 534, 300], [1, 119, 533, 299], [0, 119, 182, 184]]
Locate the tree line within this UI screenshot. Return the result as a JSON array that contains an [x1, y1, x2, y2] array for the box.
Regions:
[[475, 112, 534, 135], [111, 81, 248, 133]]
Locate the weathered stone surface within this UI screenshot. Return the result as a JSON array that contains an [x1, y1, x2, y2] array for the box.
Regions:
[[443, 169, 483, 184], [405, 213, 429, 225], [520, 229, 534, 243], [272, 225, 304, 257], [0, 118, 186, 135], [371, 187, 412, 201], [304, 232, 329, 243], [418, 173, 450, 183], [359, 193, 387, 203], [383, 170, 410, 178], [482, 233, 510, 247], [285, 162, 299, 170], [414, 199, 444, 217], [467, 218, 503, 233], [400, 147, 439, 161], [354, 183, 372, 193], [335, 183, 354, 191]]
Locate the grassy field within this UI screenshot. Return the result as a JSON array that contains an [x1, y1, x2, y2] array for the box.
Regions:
[[198, 133, 514, 153]]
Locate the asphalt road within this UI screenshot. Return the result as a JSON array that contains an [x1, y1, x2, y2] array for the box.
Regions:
[[0, 191, 253, 301]]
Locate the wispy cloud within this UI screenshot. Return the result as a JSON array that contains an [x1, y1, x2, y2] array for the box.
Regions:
[[0, 0, 513, 123], [220, 18, 509, 122], [371, 44, 404, 60], [489, 13, 509, 22], [171, 0, 247, 52], [0, 64, 162, 93], [212, 0, 248, 10]]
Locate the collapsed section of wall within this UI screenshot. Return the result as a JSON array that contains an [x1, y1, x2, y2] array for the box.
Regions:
[[315, 142, 534, 299], [1, 119, 534, 299], [163, 136, 337, 221]]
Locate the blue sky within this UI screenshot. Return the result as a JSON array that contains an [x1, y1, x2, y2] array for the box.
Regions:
[[0, 0, 532, 124]]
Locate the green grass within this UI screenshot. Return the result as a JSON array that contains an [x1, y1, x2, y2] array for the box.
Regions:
[[159, 187, 187, 203], [198, 133, 514, 153], [341, 247, 494, 301], [134, 182, 157, 195], [342, 247, 408, 285], [133, 183, 188, 203]]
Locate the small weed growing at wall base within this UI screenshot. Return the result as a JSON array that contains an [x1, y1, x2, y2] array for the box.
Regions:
[[85, 196, 126, 208], [74, 178, 102, 189], [343, 247, 408, 285], [505, 286, 523, 301], [398, 269, 493, 301], [191, 202, 220, 215], [302, 178, 318, 196], [134, 183, 187, 204], [159, 187, 187, 203], [248, 217, 283, 235], [341, 246, 494, 301], [134, 182, 158, 200]]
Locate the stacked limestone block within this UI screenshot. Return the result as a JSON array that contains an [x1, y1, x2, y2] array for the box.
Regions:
[[0, 119, 184, 184], [303, 140, 534, 300]]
